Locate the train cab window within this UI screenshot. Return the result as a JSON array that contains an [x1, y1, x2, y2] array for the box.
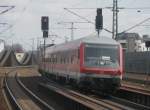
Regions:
[[84, 44, 119, 68]]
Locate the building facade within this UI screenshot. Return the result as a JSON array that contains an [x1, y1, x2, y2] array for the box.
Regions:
[[116, 33, 148, 52]]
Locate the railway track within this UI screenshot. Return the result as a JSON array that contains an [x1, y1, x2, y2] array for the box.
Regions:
[[5, 67, 149, 110], [90, 94, 150, 110], [115, 83, 150, 107], [38, 78, 150, 110], [121, 84, 150, 96], [4, 70, 54, 110]]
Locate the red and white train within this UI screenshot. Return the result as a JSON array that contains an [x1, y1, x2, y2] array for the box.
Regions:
[[39, 34, 123, 93]]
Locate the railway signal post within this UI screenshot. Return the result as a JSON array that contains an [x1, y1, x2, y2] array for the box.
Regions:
[[95, 8, 103, 37], [41, 16, 49, 70], [112, 0, 118, 39]]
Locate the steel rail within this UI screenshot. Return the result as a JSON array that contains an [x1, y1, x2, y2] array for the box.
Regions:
[[5, 70, 55, 110], [43, 76, 150, 110], [4, 73, 23, 110], [110, 95, 150, 110], [121, 84, 150, 96], [89, 93, 150, 110], [16, 73, 55, 110], [68, 90, 123, 110], [89, 95, 132, 110], [39, 82, 134, 110]]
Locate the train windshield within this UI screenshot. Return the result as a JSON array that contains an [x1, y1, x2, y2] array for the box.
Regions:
[[84, 44, 119, 68]]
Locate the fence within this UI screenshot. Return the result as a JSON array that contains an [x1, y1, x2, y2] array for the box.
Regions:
[[124, 51, 150, 74]]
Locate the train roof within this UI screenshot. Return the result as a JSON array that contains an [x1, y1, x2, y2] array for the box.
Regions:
[[78, 34, 119, 44], [46, 33, 120, 54]]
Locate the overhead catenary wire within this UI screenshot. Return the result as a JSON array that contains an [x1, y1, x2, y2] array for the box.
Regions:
[[64, 8, 93, 24], [120, 17, 150, 34], [65, 7, 150, 10], [0, 6, 15, 34], [65, 6, 150, 35], [0, 23, 8, 25], [0, 25, 13, 34], [64, 8, 112, 33], [0, 6, 15, 15], [49, 30, 72, 43], [58, 21, 91, 40], [50, 27, 93, 30], [0, 0, 32, 35]]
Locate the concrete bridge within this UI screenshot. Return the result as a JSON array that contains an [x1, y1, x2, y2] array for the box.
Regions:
[[0, 48, 37, 67]]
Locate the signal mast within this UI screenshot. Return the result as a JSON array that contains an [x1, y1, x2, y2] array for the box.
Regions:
[[95, 8, 103, 37]]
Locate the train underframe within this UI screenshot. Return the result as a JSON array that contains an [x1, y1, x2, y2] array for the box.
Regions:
[[39, 69, 121, 94], [79, 75, 121, 93]]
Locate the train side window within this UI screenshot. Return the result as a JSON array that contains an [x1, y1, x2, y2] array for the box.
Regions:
[[65, 57, 67, 64], [62, 58, 64, 64], [54, 55, 57, 64], [60, 56, 62, 64], [62, 57, 64, 64], [69, 56, 71, 64], [58, 55, 59, 63], [64, 57, 65, 64], [67, 57, 69, 63], [56, 55, 58, 64], [61, 57, 63, 64], [67, 58, 68, 64], [71, 56, 73, 64], [58, 54, 60, 64], [53, 57, 54, 63], [51, 58, 52, 63], [55, 58, 57, 63], [52, 58, 54, 63]]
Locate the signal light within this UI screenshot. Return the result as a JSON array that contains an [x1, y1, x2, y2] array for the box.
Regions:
[[145, 41, 150, 47], [97, 8, 102, 15], [95, 8, 103, 30], [41, 16, 49, 30]]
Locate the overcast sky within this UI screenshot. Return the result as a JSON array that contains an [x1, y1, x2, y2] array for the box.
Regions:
[[0, 0, 150, 50]]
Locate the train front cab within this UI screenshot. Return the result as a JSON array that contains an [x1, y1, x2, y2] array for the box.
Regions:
[[79, 43, 123, 93]]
